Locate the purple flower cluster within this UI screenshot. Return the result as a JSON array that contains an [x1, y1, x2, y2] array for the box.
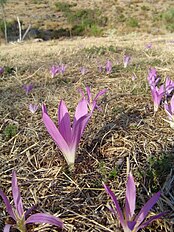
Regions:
[[1, 59, 167, 232], [50, 64, 67, 78], [147, 68, 174, 115]]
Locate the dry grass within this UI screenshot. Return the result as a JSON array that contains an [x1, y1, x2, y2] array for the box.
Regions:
[[0, 33, 174, 231]]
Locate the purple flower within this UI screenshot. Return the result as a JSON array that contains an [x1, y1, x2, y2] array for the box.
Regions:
[[23, 84, 33, 95], [164, 95, 174, 128], [103, 173, 165, 232], [0, 170, 63, 232], [78, 86, 107, 112], [29, 104, 38, 114], [42, 98, 92, 167], [165, 76, 174, 95], [147, 68, 160, 87], [59, 64, 67, 75], [105, 60, 112, 74], [98, 64, 103, 73], [145, 43, 152, 49], [123, 55, 131, 68], [80, 67, 87, 75], [0, 67, 4, 75], [150, 84, 164, 112], [50, 65, 59, 78]]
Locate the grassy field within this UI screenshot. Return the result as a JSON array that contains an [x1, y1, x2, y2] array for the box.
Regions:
[[0, 1, 174, 231], [0, 32, 174, 231]]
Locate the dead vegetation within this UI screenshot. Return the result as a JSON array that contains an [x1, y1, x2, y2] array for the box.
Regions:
[[0, 34, 174, 231]]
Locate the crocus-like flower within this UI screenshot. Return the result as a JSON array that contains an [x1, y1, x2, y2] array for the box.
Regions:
[[105, 60, 112, 74], [78, 86, 107, 112], [150, 84, 164, 112], [123, 55, 131, 68], [0, 170, 63, 232], [103, 173, 165, 232], [29, 104, 38, 114], [80, 67, 87, 75], [59, 64, 66, 75], [145, 43, 152, 49], [147, 68, 160, 87], [165, 76, 174, 95], [164, 95, 174, 128], [42, 98, 92, 167], [50, 65, 59, 78], [98, 64, 103, 73], [0, 67, 4, 75], [23, 84, 33, 95]]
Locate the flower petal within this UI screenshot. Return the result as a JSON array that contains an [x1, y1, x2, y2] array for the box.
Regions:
[[164, 102, 172, 120], [12, 170, 24, 218], [86, 86, 92, 103], [0, 190, 15, 220], [138, 212, 166, 230], [72, 113, 91, 151], [42, 106, 75, 165], [125, 173, 136, 220], [25, 204, 37, 219], [3, 224, 12, 232], [74, 98, 88, 123], [171, 94, 174, 114], [93, 89, 107, 102], [58, 100, 72, 145], [78, 88, 85, 98], [134, 191, 161, 228], [42, 104, 48, 114], [103, 183, 125, 229], [42, 108, 72, 162], [127, 221, 136, 230], [26, 213, 63, 228]]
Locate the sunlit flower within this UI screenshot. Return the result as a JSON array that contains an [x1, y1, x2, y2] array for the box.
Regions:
[[0, 67, 4, 75], [80, 67, 87, 75], [164, 95, 174, 128], [105, 60, 112, 74], [0, 170, 63, 232], [29, 104, 38, 114], [42, 98, 91, 167], [103, 173, 165, 232], [123, 55, 131, 68], [23, 84, 33, 95], [50, 65, 59, 78], [78, 86, 107, 112]]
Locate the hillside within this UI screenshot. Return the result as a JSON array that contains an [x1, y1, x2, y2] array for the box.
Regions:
[[0, 0, 174, 41]]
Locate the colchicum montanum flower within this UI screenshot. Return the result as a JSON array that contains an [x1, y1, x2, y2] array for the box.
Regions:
[[123, 55, 131, 68], [29, 104, 38, 114], [150, 85, 164, 113], [50, 65, 59, 78], [0, 170, 63, 232], [78, 86, 107, 112], [105, 60, 112, 74], [42, 98, 92, 167], [164, 94, 174, 128], [0, 67, 4, 75], [22, 84, 33, 95], [103, 173, 165, 232]]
